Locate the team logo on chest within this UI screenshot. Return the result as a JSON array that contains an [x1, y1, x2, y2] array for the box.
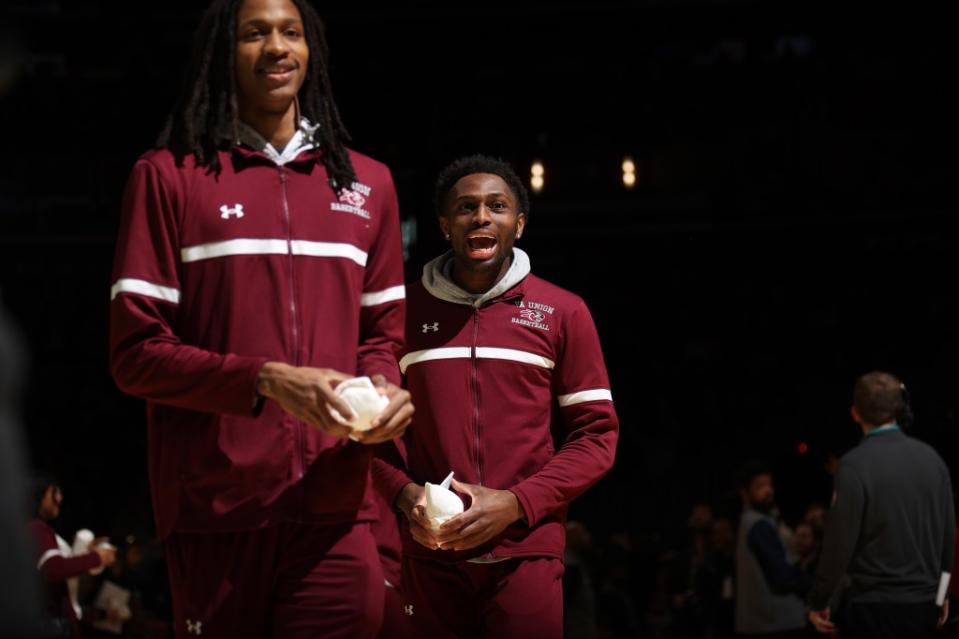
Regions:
[[512, 299, 553, 331], [331, 182, 372, 219], [219, 203, 244, 219]]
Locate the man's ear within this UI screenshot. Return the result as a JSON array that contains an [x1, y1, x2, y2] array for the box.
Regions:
[[516, 212, 527, 240], [850, 405, 861, 424], [438, 216, 450, 240]]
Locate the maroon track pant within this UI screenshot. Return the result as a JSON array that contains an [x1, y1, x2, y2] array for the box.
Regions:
[[401, 555, 564, 639], [165, 522, 384, 639]]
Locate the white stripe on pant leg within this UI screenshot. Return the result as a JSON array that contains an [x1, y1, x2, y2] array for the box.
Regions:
[[557, 388, 613, 407], [110, 278, 181, 304], [361, 285, 406, 307]]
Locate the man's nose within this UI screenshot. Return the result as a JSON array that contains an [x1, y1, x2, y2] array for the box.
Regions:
[[264, 29, 290, 56], [472, 204, 492, 224]]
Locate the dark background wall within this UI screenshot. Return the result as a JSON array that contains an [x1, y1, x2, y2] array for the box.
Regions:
[[1, 2, 956, 544]]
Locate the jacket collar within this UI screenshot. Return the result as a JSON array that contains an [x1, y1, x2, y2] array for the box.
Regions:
[[234, 117, 320, 166], [421, 247, 531, 308]]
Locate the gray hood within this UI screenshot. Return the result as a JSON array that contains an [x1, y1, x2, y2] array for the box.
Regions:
[[421, 247, 531, 308]]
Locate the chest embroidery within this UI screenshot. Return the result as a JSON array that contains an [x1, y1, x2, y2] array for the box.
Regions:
[[331, 181, 372, 219], [512, 300, 553, 332]]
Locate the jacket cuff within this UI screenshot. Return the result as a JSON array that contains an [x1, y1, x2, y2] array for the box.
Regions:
[[359, 360, 402, 387], [245, 357, 271, 417], [509, 482, 542, 528]]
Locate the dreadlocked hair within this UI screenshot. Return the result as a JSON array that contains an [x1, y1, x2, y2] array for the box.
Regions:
[[157, 0, 356, 192]]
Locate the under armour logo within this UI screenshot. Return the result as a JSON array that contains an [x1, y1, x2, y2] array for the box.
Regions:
[[404, 604, 414, 616], [186, 619, 203, 635], [219, 203, 244, 219], [421, 322, 439, 333]]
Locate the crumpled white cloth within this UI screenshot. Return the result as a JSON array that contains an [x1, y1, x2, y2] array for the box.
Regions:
[[425, 471, 464, 530], [329, 376, 389, 431]]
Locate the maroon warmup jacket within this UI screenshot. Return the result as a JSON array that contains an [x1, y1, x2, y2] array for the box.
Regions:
[[28, 519, 102, 636], [110, 142, 405, 538], [375, 249, 618, 561]]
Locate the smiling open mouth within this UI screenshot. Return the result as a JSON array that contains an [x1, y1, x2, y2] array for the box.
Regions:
[[466, 236, 497, 258]]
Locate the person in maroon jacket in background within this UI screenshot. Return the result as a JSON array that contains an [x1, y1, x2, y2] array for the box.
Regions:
[[108, 0, 412, 637], [374, 155, 619, 638], [28, 478, 117, 638]]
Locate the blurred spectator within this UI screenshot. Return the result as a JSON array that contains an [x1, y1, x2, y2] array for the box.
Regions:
[[702, 517, 736, 639], [1, 302, 42, 636], [790, 522, 820, 576], [735, 461, 810, 638], [598, 532, 642, 639], [801, 503, 827, 536], [670, 502, 716, 637], [28, 477, 117, 638], [565, 520, 599, 639], [807, 372, 954, 638], [79, 534, 172, 639]]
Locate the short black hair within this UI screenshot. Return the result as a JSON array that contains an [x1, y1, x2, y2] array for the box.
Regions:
[[737, 460, 771, 490], [30, 473, 58, 518], [853, 371, 905, 426], [434, 155, 530, 217]]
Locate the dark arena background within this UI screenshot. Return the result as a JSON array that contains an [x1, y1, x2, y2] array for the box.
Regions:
[[1, 2, 956, 637]]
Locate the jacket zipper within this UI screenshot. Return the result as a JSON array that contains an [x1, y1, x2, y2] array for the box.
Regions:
[[470, 307, 483, 488], [280, 168, 306, 481]]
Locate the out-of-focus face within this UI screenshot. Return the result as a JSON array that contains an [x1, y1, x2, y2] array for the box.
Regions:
[[792, 523, 816, 557], [38, 484, 62, 521], [710, 518, 734, 553], [235, 0, 309, 116], [688, 503, 713, 531], [804, 504, 826, 530], [745, 473, 775, 512]]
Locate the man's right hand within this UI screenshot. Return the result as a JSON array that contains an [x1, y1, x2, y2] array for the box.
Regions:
[[256, 362, 355, 438], [808, 608, 836, 635], [93, 543, 117, 568], [396, 483, 440, 550]]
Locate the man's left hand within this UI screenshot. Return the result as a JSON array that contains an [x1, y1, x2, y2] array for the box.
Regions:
[[939, 598, 949, 629], [351, 374, 414, 444], [433, 478, 526, 552], [808, 608, 835, 635]]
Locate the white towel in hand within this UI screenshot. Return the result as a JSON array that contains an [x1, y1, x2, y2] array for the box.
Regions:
[[425, 472, 464, 530], [330, 376, 390, 431]]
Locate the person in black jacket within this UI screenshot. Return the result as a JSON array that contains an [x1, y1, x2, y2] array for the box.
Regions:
[[807, 371, 955, 638]]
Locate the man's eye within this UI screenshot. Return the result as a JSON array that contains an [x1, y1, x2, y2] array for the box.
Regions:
[[491, 202, 505, 210], [244, 30, 262, 40], [285, 29, 302, 38]]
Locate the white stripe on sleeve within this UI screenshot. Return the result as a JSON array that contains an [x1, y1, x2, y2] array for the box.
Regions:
[[110, 278, 181, 304], [37, 548, 63, 570], [937, 572, 951, 606], [360, 285, 406, 307], [557, 388, 613, 407]]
